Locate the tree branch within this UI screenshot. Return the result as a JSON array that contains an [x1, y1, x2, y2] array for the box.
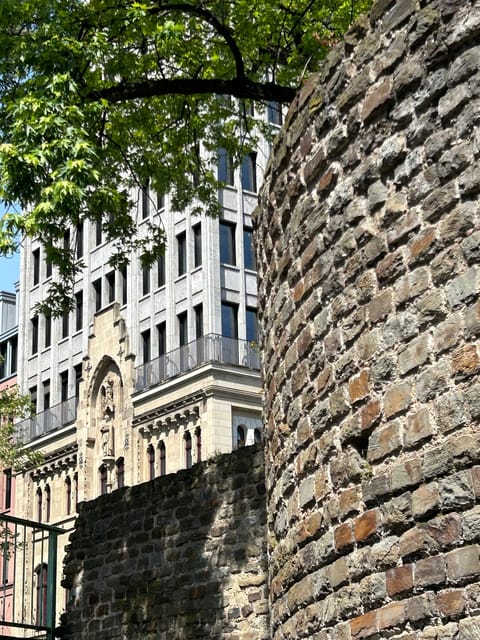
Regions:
[[88, 77, 296, 104]]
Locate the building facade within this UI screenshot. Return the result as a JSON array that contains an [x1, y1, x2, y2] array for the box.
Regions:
[[5, 114, 281, 628]]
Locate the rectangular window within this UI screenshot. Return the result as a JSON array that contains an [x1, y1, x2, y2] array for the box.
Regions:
[[157, 192, 165, 210], [33, 249, 40, 285], [60, 370, 69, 402], [178, 311, 188, 347], [46, 258, 52, 279], [93, 279, 102, 312], [75, 291, 83, 331], [120, 266, 127, 305], [31, 317, 39, 355], [243, 227, 255, 270], [141, 183, 150, 219], [267, 101, 283, 125], [221, 302, 238, 339], [74, 364, 82, 404], [44, 314, 51, 349], [218, 148, 235, 186], [142, 265, 150, 296], [63, 229, 70, 253], [10, 337, 17, 375], [62, 311, 69, 339], [193, 224, 202, 268], [142, 329, 151, 364], [220, 222, 236, 266], [106, 272, 115, 304], [76, 222, 84, 259], [241, 153, 257, 192], [246, 308, 258, 343], [194, 304, 203, 339], [43, 380, 50, 411], [177, 231, 187, 276], [30, 386, 37, 413], [95, 221, 102, 246], [157, 322, 166, 356], [157, 254, 165, 287], [0, 343, 6, 379]]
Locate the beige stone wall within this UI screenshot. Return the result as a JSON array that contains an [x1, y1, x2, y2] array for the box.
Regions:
[[256, 0, 480, 638]]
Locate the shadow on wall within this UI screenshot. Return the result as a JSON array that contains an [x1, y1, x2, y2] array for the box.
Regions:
[[58, 444, 268, 640]]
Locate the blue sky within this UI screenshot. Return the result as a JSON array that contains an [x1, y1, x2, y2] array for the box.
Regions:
[[0, 252, 20, 292]]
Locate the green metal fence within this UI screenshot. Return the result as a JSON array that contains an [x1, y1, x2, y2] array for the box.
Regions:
[[0, 513, 63, 640]]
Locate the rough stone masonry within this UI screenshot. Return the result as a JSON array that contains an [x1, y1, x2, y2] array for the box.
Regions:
[[256, 0, 480, 638]]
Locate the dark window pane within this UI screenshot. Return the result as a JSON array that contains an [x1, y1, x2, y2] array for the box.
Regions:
[[141, 183, 150, 219], [193, 224, 202, 268], [220, 222, 236, 266], [218, 148, 234, 186], [157, 322, 166, 356], [246, 308, 258, 343], [31, 317, 39, 354], [241, 153, 257, 192], [33, 249, 40, 285], [243, 227, 255, 270], [267, 101, 283, 125], [106, 272, 115, 303], [44, 314, 51, 348], [76, 222, 84, 259], [157, 254, 165, 287], [120, 266, 127, 305], [194, 304, 203, 339], [75, 291, 83, 331], [185, 432, 192, 469], [142, 265, 150, 296], [93, 279, 102, 312], [142, 329, 151, 364], [178, 311, 188, 347], [221, 303, 238, 339], [177, 232, 187, 276]]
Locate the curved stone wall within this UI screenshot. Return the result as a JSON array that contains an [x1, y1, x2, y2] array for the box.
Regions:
[[256, 1, 480, 638]]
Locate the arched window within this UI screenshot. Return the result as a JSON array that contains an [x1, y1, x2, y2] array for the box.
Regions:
[[35, 563, 48, 626], [237, 425, 246, 448], [159, 441, 166, 476], [147, 444, 155, 480], [196, 428, 202, 463], [254, 428, 262, 444], [45, 485, 51, 522], [185, 432, 192, 469], [99, 465, 107, 495], [65, 477, 72, 515], [116, 457, 125, 489], [36, 488, 42, 523]]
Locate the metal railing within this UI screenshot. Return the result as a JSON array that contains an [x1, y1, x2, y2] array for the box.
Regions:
[[0, 514, 64, 640], [15, 397, 77, 444], [135, 333, 260, 391]]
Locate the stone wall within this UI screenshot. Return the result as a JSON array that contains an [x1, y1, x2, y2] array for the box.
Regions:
[[59, 444, 268, 640], [256, 0, 480, 638]]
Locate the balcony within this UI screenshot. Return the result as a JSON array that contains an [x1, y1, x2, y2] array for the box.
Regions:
[[16, 396, 77, 444], [135, 333, 260, 392]]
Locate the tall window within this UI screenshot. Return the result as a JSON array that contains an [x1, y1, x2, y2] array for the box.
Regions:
[[60, 370, 69, 403], [74, 364, 82, 404], [141, 183, 150, 219], [106, 272, 115, 304], [196, 428, 202, 463], [95, 221, 102, 246], [147, 445, 155, 480], [76, 222, 84, 259], [99, 465, 108, 495], [157, 253, 165, 287], [33, 249, 40, 285], [43, 380, 50, 411], [75, 291, 83, 331], [177, 231, 187, 276], [157, 322, 166, 357], [218, 148, 235, 186], [159, 441, 166, 476], [44, 314, 51, 348], [193, 223, 202, 268], [45, 485, 51, 522], [185, 432, 192, 469], [35, 564, 48, 626], [36, 487, 42, 522], [241, 153, 257, 192], [93, 278, 102, 312], [73, 473, 79, 507], [220, 222, 236, 266], [194, 304, 203, 339], [157, 192, 165, 210], [0, 343, 6, 379], [120, 265, 128, 305], [46, 258, 52, 279], [142, 329, 151, 364], [246, 308, 258, 343], [30, 386, 38, 413], [243, 227, 255, 270], [31, 317, 39, 354], [221, 302, 238, 339], [63, 229, 70, 253], [61, 311, 69, 339], [178, 311, 188, 347], [142, 265, 150, 296], [116, 458, 125, 489], [10, 337, 17, 374], [65, 477, 72, 516]]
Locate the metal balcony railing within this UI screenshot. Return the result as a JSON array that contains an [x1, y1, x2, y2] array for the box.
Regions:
[[15, 396, 77, 444], [135, 333, 260, 392]]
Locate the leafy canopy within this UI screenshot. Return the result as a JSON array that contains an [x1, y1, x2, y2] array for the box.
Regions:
[[0, 0, 372, 313], [0, 386, 42, 469]]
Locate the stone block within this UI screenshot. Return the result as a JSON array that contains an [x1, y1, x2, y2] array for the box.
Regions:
[[436, 589, 466, 619], [386, 564, 414, 596], [367, 420, 402, 462], [349, 369, 370, 403], [384, 382, 412, 417], [354, 509, 380, 542], [415, 555, 446, 587], [446, 546, 480, 582], [398, 334, 430, 374], [412, 482, 439, 518], [446, 267, 479, 308], [451, 343, 480, 378], [405, 407, 435, 447], [361, 78, 393, 121]]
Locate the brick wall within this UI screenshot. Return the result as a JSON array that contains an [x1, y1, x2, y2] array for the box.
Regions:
[[59, 445, 268, 640], [256, 0, 480, 638]]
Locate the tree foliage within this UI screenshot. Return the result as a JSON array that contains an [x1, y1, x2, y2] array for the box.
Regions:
[[0, 385, 42, 469], [0, 0, 372, 313]]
